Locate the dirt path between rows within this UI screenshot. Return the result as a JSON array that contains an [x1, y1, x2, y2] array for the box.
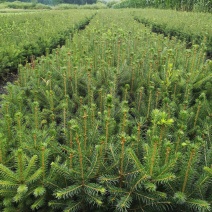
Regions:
[[0, 73, 18, 95]]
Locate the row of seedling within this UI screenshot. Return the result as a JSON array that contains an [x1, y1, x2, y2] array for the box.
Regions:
[[0, 9, 211, 212]]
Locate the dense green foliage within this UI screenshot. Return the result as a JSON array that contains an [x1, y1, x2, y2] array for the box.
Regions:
[[0, 1, 106, 10], [133, 9, 212, 57], [0, 10, 95, 77], [53, 2, 107, 9], [1, 1, 52, 9], [0, 9, 212, 211], [2, 0, 97, 6], [52, 0, 96, 6], [113, 0, 211, 12]]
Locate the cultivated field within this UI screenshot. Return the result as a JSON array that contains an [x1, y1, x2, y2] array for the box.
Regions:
[[0, 9, 211, 212], [0, 10, 95, 76]]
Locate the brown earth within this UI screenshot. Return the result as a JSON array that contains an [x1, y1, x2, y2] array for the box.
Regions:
[[0, 73, 18, 95]]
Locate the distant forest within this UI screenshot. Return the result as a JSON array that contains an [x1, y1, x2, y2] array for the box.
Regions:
[[5, 0, 97, 5], [1, 0, 211, 12], [114, 0, 211, 12]]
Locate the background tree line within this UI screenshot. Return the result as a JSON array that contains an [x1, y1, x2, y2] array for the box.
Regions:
[[2, 0, 97, 5], [113, 0, 211, 12]]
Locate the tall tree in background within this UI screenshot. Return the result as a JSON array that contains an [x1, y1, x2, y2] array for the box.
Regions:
[[116, 0, 211, 12]]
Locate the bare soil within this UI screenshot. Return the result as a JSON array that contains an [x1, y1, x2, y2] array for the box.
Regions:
[[0, 73, 18, 95]]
